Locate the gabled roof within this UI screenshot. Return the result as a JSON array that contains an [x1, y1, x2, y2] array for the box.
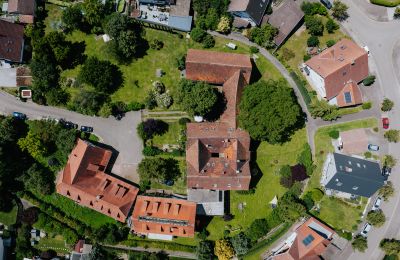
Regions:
[[131, 196, 196, 237], [228, 0, 270, 25], [336, 81, 363, 107], [273, 218, 334, 260], [0, 20, 24, 63], [186, 49, 252, 85], [56, 139, 139, 222], [267, 0, 304, 46], [325, 153, 385, 197], [7, 0, 35, 15]]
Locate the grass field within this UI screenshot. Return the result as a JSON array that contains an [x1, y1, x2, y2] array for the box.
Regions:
[[0, 205, 17, 226], [206, 128, 308, 240], [306, 118, 378, 231], [34, 235, 70, 254], [152, 121, 182, 147]]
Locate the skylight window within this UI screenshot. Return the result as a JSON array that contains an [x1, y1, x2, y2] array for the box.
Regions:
[[302, 235, 315, 246]]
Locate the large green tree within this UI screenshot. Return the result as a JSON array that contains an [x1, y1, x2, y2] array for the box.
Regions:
[[332, 0, 349, 21], [380, 239, 400, 256], [249, 24, 278, 48], [197, 240, 215, 260], [70, 89, 108, 115], [62, 5, 83, 31], [367, 210, 386, 227], [238, 79, 303, 143], [231, 232, 252, 255], [138, 157, 180, 182], [352, 235, 368, 252]]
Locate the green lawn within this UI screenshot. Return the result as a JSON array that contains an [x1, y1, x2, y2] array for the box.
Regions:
[[306, 118, 378, 231], [152, 121, 182, 147], [206, 128, 308, 240], [0, 205, 17, 226], [34, 235, 70, 253]]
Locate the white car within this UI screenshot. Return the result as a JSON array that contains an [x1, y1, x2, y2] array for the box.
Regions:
[[372, 197, 382, 211], [363, 46, 370, 56], [361, 223, 372, 238]]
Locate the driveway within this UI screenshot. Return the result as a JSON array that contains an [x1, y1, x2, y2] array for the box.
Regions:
[[0, 67, 16, 87], [0, 91, 143, 183]]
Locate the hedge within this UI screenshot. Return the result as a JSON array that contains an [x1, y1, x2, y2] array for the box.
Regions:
[[370, 0, 400, 7], [290, 72, 312, 109], [121, 238, 196, 253]]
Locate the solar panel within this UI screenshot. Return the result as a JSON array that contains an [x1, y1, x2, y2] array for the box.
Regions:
[[344, 92, 352, 104], [302, 234, 315, 246]]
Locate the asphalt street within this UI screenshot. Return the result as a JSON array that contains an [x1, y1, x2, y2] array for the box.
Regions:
[[336, 0, 400, 259], [0, 91, 143, 183]]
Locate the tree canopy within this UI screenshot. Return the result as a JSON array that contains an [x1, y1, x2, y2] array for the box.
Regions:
[[352, 235, 368, 252], [62, 5, 83, 31], [366, 210, 386, 227], [380, 239, 400, 256], [197, 240, 215, 260], [138, 157, 180, 182], [231, 232, 252, 255], [238, 79, 303, 143], [214, 239, 235, 260]]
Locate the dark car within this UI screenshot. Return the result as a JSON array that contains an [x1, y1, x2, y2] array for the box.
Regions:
[[382, 117, 389, 129], [60, 119, 78, 129], [12, 111, 26, 120], [382, 166, 392, 176], [80, 126, 93, 133], [320, 0, 332, 9]]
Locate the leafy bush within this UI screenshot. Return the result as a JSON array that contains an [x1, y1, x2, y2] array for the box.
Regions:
[[380, 239, 400, 256], [303, 54, 312, 62], [191, 27, 206, 42], [379, 181, 395, 201], [142, 146, 162, 156], [281, 48, 295, 61], [155, 92, 173, 108], [384, 130, 400, 143], [290, 72, 311, 107], [332, 0, 349, 20], [250, 46, 259, 54], [381, 98, 394, 112], [149, 39, 163, 50], [126, 101, 144, 111], [307, 36, 320, 47], [216, 16, 231, 33], [395, 7, 400, 18], [231, 232, 251, 255], [352, 235, 368, 252], [326, 19, 339, 33], [328, 129, 339, 139], [362, 102, 372, 110], [310, 99, 340, 121], [304, 15, 324, 36], [178, 117, 191, 125], [370, 0, 400, 7], [176, 54, 186, 71], [337, 230, 352, 240], [364, 151, 372, 158], [367, 210, 386, 227], [363, 75, 376, 86], [301, 2, 328, 16], [297, 143, 314, 175], [326, 39, 336, 47], [136, 119, 168, 141], [249, 24, 278, 48], [202, 34, 215, 48], [246, 219, 269, 241]]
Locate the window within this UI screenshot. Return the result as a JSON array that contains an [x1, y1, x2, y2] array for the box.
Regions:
[[344, 92, 352, 104], [352, 186, 359, 190], [357, 163, 361, 168], [336, 182, 343, 187], [302, 235, 315, 246], [66, 191, 71, 196], [343, 71, 347, 76]]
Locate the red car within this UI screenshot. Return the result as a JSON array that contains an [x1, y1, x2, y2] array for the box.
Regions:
[[382, 117, 389, 129]]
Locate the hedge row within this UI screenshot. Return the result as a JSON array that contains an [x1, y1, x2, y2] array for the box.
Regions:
[[370, 0, 400, 7], [290, 72, 312, 108], [122, 238, 196, 253]]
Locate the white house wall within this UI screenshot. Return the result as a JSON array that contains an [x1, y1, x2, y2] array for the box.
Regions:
[[307, 66, 326, 98]]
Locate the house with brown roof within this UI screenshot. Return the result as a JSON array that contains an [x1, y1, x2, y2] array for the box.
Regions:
[[131, 196, 196, 239], [0, 20, 24, 63], [228, 0, 271, 26], [56, 139, 139, 222], [185, 49, 252, 191], [304, 39, 368, 108], [3, 0, 36, 24], [270, 218, 336, 260]]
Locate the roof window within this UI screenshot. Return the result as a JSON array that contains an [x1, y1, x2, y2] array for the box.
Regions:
[[352, 186, 359, 190], [302, 234, 315, 246]]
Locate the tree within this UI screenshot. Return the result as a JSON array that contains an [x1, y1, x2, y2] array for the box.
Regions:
[[70, 89, 107, 115], [176, 80, 219, 117], [298, 143, 314, 175], [15, 224, 38, 259], [82, 0, 105, 30], [326, 18, 339, 33], [138, 157, 180, 182], [304, 15, 324, 36], [197, 240, 215, 260], [384, 130, 400, 143], [205, 8, 219, 30], [380, 239, 400, 256], [249, 24, 278, 48], [309, 99, 340, 121], [352, 235, 368, 252], [24, 163, 54, 195], [217, 16, 231, 33], [379, 181, 395, 201], [238, 79, 303, 143], [271, 191, 306, 222], [279, 164, 293, 188], [328, 129, 339, 139], [176, 54, 186, 71], [150, 39, 163, 50], [62, 5, 83, 31], [246, 219, 269, 241], [326, 39, 336, 47], [18, 132, 47, 160], [202, 34, 215, 48], [381, 98, 394, 112], [367, 210, 386, 227], [231, 232, 251, 255], [136, 119, 168, 140], [384, 155, 397, 168], [191, 27, 206, 42], [332, 0, 349, 21], [301, 2, 328, 16], [92, 223, 129, 244], [307, 35, 319, 47], [78, 57, 123, 93], [395, 7, 400, 19], [363, 75, 376, 86], [214, 239, 235, 260]]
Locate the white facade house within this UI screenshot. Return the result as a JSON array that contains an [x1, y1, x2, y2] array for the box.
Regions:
[[305, 65, 326, 98]]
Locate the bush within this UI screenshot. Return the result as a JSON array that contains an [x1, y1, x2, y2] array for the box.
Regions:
[[202, 34, 215, 48], [379, 181, 395, 201], [290, 72, 311, 107], [155, 92, 173, 108], [301, 2, 328, 16], [370, 0, 400, 7], [384, 130, 400, 143], [381, 98, 394, 112], [332, 0, 349, 21], [126, 101, 144, 111], [176, 54, 186, 71], [303, 54, 312, 62], [364, 151, 372, 158], [142, 146, 161, 156], [246, 219, 269, 241], [337, 230, 353, 240], [367, 210, 386, 227], [362, 102, 372, 110], [307, 36, 319, 47], [395, 7, 400, 18], [363, 75, 376, 86], [136, 119, 168, 141], [380, 239, 400, 256], [328, 129, 339, 139], [352, 235, 368, 252], [304, 15, 324, 36], [178, 117, 191, 125], [149, 39, 163, 50], [191, 27, 206, 42], [326, 39, 336, 47], [281, 48, 295, 61], [326, 19, 339, 33], [216, 16, 231, 34], [250, 46, 259, 54]]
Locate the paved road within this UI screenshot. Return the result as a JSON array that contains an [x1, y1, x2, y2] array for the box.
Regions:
[[0, 91, 143, 183], [335, 0, 400, 259]]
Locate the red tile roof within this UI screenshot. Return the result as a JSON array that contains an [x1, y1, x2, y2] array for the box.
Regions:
[[336, 81, 363, 107], [8, 0, 36, 15], [0, 20, 24, 63], [305, 39, 368, 99], [131, 196, 196, 238], [273, 218, 335, 260], [16, 66, 32, 86], [186, 49, 252, 85], [56, 139, 139, 222]]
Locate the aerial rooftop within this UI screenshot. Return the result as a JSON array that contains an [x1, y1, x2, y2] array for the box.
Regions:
[[56, 139, 139, 222], [0, 20, 25, 63]]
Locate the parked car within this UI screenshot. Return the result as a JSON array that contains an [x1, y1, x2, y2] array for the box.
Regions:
[[12, 112, 26, 120], [320, 0, 332, 9], [372, 197, 382, 211], [80, 126, 93, 133], [361, 223, 372, 238], [60, 119, 78, 129], [368, 144, 380, 151], [382, 166, 392, 176], [382, 117, 389, 129]]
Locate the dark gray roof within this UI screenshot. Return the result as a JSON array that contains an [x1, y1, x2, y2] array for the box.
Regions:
[[325, 153, 385, 197], [246, 0, 271, 25]]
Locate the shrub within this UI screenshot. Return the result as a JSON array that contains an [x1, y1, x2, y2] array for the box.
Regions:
[[384, 155, 397, 168], [246, 219, 269, 241], [216, 16, 231, 34], [337, 230, 353, 240], [142, 146, 161, 156], [326, 39, 336, 47], [381, 98, 394, 112], [231, 232, 251, 256], [380, 239, 400, 256], [202, 34, 215, 48], [176, 54, 186, 71], [126, 101, 144, 111], [367, 210, 386, 227], [395, 7, 400, 18], [328, 129, 339, 139], [326, 19, 339, 33], [352, 235, 368, 252], [303, 54, 312, 62], [304, 15, 324, 36], [373, 127, 379, 132], [364, 151, 372, 158], [190, 27, 206, 42], [250, 46, 259, 54], [332, 0, 349, 21], [379, 181, 394, 201], [178, 117, 191, 125], [362, 102, 372, 110], [363, 75, 376, 86], [384, 130, 400, 143], [301, 2, 328, 16], [370, 0, 400, 7], [149, 39, 163, 50], [155, 92, 173, 108], [136, 119, 168, 141], [281, 48, 295, 61]]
